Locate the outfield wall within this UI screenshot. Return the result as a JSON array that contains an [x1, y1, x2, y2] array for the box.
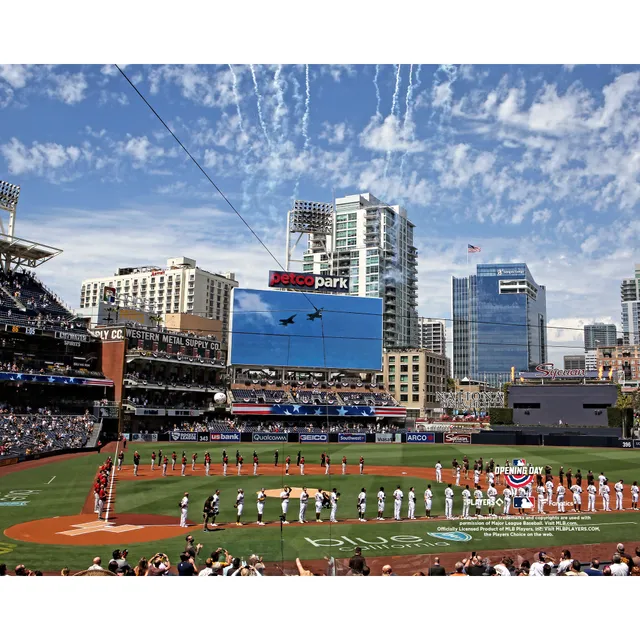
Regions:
[[104, 430, 640, 449], [0, 446, 102, 467]]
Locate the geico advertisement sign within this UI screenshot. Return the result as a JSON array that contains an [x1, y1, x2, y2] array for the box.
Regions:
[[406, 432, 436, 443], [304, 533, 471, 553], [252, 433, 288, 442], [300, 433, 328, 443]]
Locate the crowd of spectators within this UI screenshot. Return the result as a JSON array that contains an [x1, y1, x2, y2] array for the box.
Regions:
[[124, 370, 219, 389], [0, 409, 96, 457], [124, 391, 217, 411], [127, 349, 224, 367], [0, 357, 103, 380]]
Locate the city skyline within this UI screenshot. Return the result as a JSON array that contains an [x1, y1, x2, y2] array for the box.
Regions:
[[0, 64, 634, 363]]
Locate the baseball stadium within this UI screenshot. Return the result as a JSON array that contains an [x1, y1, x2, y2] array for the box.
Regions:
[[1, 184, 639, 578]]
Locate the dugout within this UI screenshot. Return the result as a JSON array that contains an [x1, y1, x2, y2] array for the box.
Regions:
[[508, 384, 617, 427]]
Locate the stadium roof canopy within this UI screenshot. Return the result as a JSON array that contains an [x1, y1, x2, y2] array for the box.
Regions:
[[0, 232, 62, 271]]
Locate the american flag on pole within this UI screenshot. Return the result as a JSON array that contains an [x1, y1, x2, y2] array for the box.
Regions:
[[468, 244, 481, 253]]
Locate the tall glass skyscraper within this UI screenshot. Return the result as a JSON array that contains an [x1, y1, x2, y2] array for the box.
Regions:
[[452, 263, 547, 386]]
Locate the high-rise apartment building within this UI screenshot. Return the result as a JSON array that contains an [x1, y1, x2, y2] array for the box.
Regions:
[[418, 317, 446, 355], [563, 355, 586, 369], [584, 323, 618, 350], [452, 263, 547, 386], [298, 193, 418, 348], [79, 257, 238, 338], [621, 264, 640, 345]]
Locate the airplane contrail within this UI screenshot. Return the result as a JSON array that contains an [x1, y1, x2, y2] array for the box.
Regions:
[[273, 64, 287, 140], [399, 64, 415, 181], [390, 64, 402, 116], [374, 64, 381, 119], [249, 63, 272, 149], [302, 63, 311, 151]]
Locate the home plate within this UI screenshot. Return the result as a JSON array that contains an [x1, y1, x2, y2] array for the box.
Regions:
[[402, 472, 407, 475]]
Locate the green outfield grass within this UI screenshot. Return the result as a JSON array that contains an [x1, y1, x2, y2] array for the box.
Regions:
[[1, 442, 639, 572]]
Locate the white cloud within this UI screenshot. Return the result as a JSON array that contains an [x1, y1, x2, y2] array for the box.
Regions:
[[532, 208, 552, 224], [0, 64, 32, 89], [0, 137, 83, 176], [117, 135, 165, 166], [359, 114, 426, 153], [319, 121, 351, 145], [436, 143, 495, 189], [48, 72, 88, 105]]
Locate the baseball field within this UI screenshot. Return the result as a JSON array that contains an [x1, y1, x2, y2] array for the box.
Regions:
[[1, 441, 639, 574]]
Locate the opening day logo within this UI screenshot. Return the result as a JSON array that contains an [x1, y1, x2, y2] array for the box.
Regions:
[[495, 459, 544, 489]]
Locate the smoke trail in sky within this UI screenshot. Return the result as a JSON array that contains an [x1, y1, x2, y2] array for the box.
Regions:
[[227, 64, 245, 135], [302, 63, 311, 151], [374, 64, 381, 119], [273, 64, 287, 140], [399, 64, 414, 182], [249, 63, 272, 149], [390, 64, 402, 116]]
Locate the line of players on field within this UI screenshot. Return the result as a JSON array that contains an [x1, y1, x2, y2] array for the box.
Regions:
[[435, 457, 639, 516], [121, 448, 366, 478]]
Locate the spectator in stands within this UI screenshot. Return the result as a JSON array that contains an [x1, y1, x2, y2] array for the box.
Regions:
[[565, 559, 588, 576], [584, 560, 603, 576], [610, 554, 630, 576], [449, 562, 468, 576], [88, 557, 103, 571], [348, 547, 367, 575]]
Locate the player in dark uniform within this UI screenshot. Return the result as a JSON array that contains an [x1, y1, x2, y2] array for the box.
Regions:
[[203, 495, 214, 532], [321, 452, 326, 468], [133, 451, 141, 476], [274, 450, 279, 466], [536, 472, 543, 487], [158, 449, 163, 464], [117, 451, 124, 471], [463, 456, 469, 479], [235, 450, 240, 465], [559, 466, 564, 485], [222, 449, 227, 462], [566, 468, 572, 489], [296, 451, 301, 466], [171, 451, 177, 471], [587, 470, 594, 485], [575, 469, 582, 487]]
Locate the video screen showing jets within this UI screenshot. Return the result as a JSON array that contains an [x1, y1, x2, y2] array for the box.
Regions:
[[229, 289, 383, 370]]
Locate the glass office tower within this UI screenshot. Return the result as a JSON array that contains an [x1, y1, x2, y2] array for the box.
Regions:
[[452, 263, 547, 386]]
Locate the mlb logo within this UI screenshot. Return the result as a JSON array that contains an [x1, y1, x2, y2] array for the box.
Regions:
[[512, 458, 526, 467], [513, 496, 534, 509]]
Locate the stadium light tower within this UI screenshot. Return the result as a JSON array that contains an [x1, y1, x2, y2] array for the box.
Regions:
[[285, 200, 334, 272], [0, 179, 20, 239]]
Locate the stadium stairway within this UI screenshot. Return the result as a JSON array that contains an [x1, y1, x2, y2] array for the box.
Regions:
[[86, 420, 103, 449]]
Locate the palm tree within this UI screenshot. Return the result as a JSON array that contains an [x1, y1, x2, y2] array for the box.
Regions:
[[149, 314, 163, 328]]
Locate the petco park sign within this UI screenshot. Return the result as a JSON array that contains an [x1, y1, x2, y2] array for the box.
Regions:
[[436, 391, 504, 411], [268, 270, 349, 293]]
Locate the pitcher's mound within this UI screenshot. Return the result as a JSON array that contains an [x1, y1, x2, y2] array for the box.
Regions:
[[262, 487, 322, 499]]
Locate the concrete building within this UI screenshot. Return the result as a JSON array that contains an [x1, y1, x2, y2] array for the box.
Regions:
[[597, 344, 640, 381], [79, 257, 238, 340], [452, 263, 547, 387], [585, 350, 598, 371], [383, 347, 448, 418], [297, 194, 419, 347], [563, 355, 586, 370], [621, 264, 640, 345], [418, 317, 446, 355], [584, 323, 618, 350]]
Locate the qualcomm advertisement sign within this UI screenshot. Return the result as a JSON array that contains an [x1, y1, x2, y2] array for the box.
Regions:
[[338, 433, 366, 443], [300, 433, 328, 443], [210, 433, 241, 442], [252, 433, 288, 442], [406, 432, 436, 443]]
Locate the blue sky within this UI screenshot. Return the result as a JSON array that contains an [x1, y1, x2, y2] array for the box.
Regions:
[[230, 289, 382, 370], [1, 63, 639, 363]]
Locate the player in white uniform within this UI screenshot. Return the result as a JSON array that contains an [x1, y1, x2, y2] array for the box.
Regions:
[[556, 483, 566, 513], [280, 486, 291, 524], [256, 488, 266, 525], [424, 485, 433, 517], [571, 483, 582, 512], [330, 489, 339, 522], [461, 485, 471, 518], [474, 468, 481, 486], [444, 485, 454, 519], [393, 486, 403, 520], [377, 487, 386, 520], [325, 457, 330, 476], [517, 486, 527, 515], [536, 485, 546, 514], [455, 465, 461, 486], [204, 454, 210, 477], [632, 481, 639, 510], [487, 471, 495, 488], [525, 481, 533, 499], [598, 472, 607, 495], [487, 483, 498, 517], [587, 483, 597, 512], [408, 487, 416, 519], [615, 480, 624, 510], [502, 486, 512, 515], [357, 488, 367, 522], [545, 479, 554, 509], [299, 488, 309, 523], [179, 492, 189, 527], [235, 489, 245, 526], [315, 490, 325, 523], [601, 482, 611, 511], [435, 461, 442, 483], [473, 486, 483, 517], [210, 490, 220, 527]]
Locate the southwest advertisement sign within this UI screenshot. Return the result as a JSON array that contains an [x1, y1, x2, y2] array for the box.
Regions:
[[269, 270, 350, 293], [406, 432, 436, 443], [210, 433, 241, 442], [252, 433, 288, 442], [169, 431, 199, 442], [300, 433, 328, 443], [338, 433, 366, 443], [444, 433, 472, 444]]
